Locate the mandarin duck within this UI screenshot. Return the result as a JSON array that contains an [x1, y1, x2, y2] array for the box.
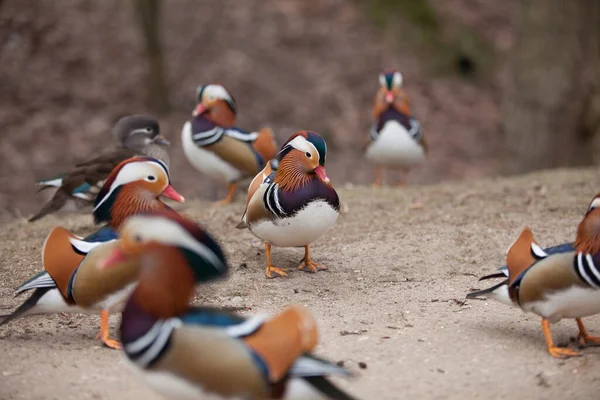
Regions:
[[466, 241, 574, 306], [483, 196, 600, 358], [365, 70, 427, 186], [0, 157, 184, 348], [181, 84, 278, 204], [99, 211, 358, 399], [29, 115, 170, 222], [237, 131, 339, 279]]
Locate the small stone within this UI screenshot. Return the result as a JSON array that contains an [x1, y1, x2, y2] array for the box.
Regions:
[[336, 360, 345, 367], [294, 289, 299, 294], [358, 362, 367, 369], [230, 296, 243, 305]]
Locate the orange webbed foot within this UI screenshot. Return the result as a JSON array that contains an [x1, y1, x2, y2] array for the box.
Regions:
[[548, 345, 581, 359], [217, 184, 236, 205], [266, 265, 288, 279], [298, 259, 328, 273], [576, 319, 600, 346], [97, 310, 121, 350]]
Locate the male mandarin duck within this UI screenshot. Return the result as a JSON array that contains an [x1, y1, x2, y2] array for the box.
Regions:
[[466, 241, 574, 306], [0, 157, 184, 348], [181, 84, 278, 204], [480, 195, 600, 358], [237, 131, 340, 279], [29, 115, 170, 222], [365, 70, 427, 186], [465, 197, 600, 305], [99, 211, 358, 399]]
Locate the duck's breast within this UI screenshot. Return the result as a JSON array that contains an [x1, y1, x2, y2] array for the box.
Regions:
[[250, 200, 339, 248], [365, 120, 425, 167]]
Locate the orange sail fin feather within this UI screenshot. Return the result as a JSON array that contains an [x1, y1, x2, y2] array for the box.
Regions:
[[506, 226, 539, 285], [252, 127, 278, 164], [244, 305, 319, 382], [42, 227, 86, 302]]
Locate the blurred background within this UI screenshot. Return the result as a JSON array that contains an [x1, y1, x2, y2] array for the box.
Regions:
[[0, 0, 598, 220]]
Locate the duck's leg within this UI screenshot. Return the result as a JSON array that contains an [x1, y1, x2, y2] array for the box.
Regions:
[[373, 167, 383, 187], [576, 318, 600, 345], [396, 168, 409, 187], [96, 310, 121, 349], [219, 183, 237, 205], [298, 245, 328, 273], [542, 319, 580, 358], [265, 243, 287, 278]]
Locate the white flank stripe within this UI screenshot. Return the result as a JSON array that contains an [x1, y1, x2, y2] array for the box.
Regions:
[[530, 243, 548, 258], [223, 129, 258, 142], [225, 315, 268, 337], [68, 237, 113, 254], [192, 127, 221, 141], [577, 253, 599, 288], [272, 184, 285, 216], [125, 321, 165, 354], [136, 319, 181, 367], [585, 254, 600, 284]]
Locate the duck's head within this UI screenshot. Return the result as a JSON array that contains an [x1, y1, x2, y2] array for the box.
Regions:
[[192, 84, 237, 127], [275, 131, 330, 189], [113, 115, 170, 150], [93, 157, 185, 229], [100, 211, 228, 317], [373, 70, 412, 119], [576, 194, 600, 254], [378, 70, 403, 104]]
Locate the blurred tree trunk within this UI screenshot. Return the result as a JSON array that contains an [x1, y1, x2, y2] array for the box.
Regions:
[[502, 0, 600, 174], [134, 0, 170, 114]]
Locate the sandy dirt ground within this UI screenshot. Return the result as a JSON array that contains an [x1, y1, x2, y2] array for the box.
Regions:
[[2, 168, 600, 400]]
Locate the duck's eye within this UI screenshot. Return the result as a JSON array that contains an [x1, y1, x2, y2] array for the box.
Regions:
[[305, 152, 312, 158], [146, 175, 156, 181], [133, 234, 142, 243], [145, 127, 153, 133]]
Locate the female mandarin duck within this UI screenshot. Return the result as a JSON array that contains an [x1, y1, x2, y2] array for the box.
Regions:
[[99, 211, 358, 399], [181, 84, 278, 204], [365, 70, 427, 186], [237, 131, 339, 279], [0, 157, 184, 349], [488, 195, 600, 358], [30, 115, 171, 222]]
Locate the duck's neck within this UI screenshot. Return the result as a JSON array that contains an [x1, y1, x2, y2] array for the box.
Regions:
[[109, 187, 170, 230], [143, 144, 170, 167], [274, 162, 314, 193]]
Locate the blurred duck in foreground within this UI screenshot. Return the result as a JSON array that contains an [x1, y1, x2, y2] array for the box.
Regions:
[[237, 131, 339, 279], [30, 115, 171, 222], [181, 84, 278, 204], [478, 195, 600, 358], [99, 210, 358, 399], [365, 70, 427, 186], [0, 157, 184, 348]]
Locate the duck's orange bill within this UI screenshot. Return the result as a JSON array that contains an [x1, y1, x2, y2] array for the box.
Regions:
[[314, 166, 330, 184], [385, 91, 395, 103], [161, 185, 185, 203], [98, 248, 126, 269], [192, 104, 206, 116]]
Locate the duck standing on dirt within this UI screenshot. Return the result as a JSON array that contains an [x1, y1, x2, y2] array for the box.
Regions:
[[494, 198, 600, 358], [30, 115, 171, 222], [237, 131, 339, 279], [0, 157, 184, 348], [465, 195, 600, 305], [99, 210, 358, 399], [365, 70, 427, 187], [181, 84, 278, 204]]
